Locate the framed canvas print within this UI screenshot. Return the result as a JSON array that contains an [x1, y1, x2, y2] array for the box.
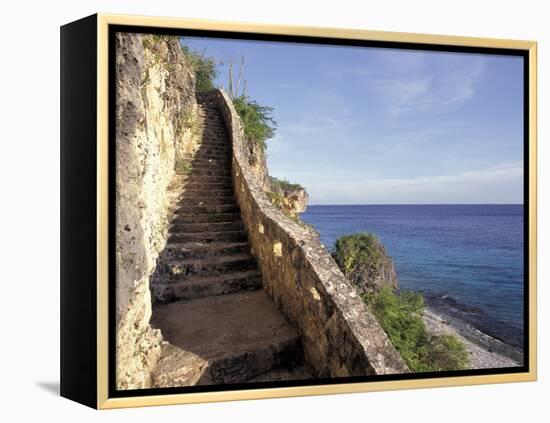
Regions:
[[60, 13, 537, 409]]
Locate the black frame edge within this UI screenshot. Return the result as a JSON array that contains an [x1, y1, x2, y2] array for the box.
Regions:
[[60, 13, 98, 409]]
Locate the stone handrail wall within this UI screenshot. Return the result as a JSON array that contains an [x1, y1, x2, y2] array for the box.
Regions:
[[200, 89, 408, 377]]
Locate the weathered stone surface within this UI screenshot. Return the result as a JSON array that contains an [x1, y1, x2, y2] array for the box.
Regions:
[[246, 141, 271, 191], [151, 291, 301, 386], [115, 33, 201, 390], [202, 89, 409, 376], [270, 179, 309, 214], [248, 365, 312, 382]]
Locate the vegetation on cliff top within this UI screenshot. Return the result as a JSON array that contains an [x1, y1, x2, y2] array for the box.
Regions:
[[270, 176, 304, 192], [180, 45, 218, 92], [142, 36, 217, 92], [334, 232, 470, 372], [232, 95, 276, 152], [334, 232, 384, 276]]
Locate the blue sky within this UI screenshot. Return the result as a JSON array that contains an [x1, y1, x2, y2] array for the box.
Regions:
[[181, 36, 524, 205]]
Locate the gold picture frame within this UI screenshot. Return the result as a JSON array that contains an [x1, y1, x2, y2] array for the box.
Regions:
[[60, 13, 537, 409]]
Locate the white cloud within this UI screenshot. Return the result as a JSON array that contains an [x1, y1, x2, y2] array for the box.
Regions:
[[335, 50, 488, 116], [305, 161, 523, 204], [370, 77, 432, 115]]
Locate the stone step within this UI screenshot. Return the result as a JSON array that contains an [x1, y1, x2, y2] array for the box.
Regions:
[[190, 158, 231, 166], [152, 269, 262, 302], [161, 241, 250, 260], [201, 136, 226, 141], [177, 175, 232, 184], [178, 181, 233, 190], [189, 168, 232, 177], [192, 162, 231, 175], [199, 142, 228, 148], [196, 143, 229, 150], [194, 149, 231, 157], [174, 204, 240, 215], [193, 155, 230, 162], [195, 144, 230, 151], [169, 229, 246, 243], [179, 188, 234, 198], [247, 365, 312, 382], [151, 290, 301, 387], [191, 153, 229, 161], [171, 220, 244, 233], [178, 196, 236, 207], [157, 253, 257, 279], [192, 155, 230, 163], [172, 212, 241, 223], [186, 167, 231, 175]]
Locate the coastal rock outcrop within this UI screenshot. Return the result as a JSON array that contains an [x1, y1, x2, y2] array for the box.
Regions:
[[334, 232, 399, 295], [269, 176, 309, 214], [115, 33, 201, 390], [244, 140, 309, 216]]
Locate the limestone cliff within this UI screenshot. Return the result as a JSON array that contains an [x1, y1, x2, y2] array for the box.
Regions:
[[115, 33, 201, 390], [246, 141, 271, 191], [269, 176, 309, 214]]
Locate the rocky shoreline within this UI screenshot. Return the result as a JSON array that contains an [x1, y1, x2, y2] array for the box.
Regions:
[[423, 307, 522, 370]]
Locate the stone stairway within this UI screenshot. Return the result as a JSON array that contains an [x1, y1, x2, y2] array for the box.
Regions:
[[149, 101, 310, 387]]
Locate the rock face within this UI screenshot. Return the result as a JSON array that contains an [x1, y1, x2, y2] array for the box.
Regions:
[[115, 33, 201, 390], [270, 177, 309, 214], [334, 233, 399, 295], [246, 141, 271, 191]]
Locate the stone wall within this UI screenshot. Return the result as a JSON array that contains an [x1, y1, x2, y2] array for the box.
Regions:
[[115, 33, 200, 390], [204, 89, 409, 377]]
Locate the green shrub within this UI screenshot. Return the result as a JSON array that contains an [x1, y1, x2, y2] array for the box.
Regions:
[[334, 232, 383, 276], [232, 95, 276, 151], [363, 287, 470, 372], [177, 107, 202, 140], [174, 158, 192, 175], [424, 334, 470, 372], [270, 176, 304, 192], [180, 44, 217, 92]]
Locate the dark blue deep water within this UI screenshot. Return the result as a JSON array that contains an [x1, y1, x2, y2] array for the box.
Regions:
[[301, 205, 524, 348]]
